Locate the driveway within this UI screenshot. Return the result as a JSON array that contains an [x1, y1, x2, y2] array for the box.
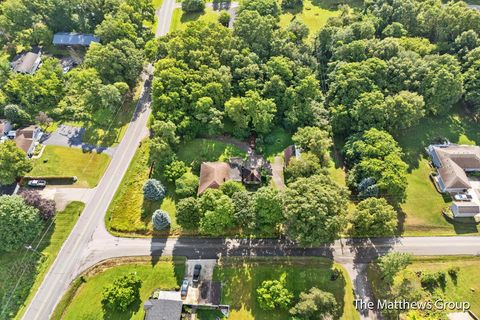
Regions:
[[41, 125, 116, 156], [39, 187, 94, 211], [272, 156, 286, 190], [184, 259, 217, 305]]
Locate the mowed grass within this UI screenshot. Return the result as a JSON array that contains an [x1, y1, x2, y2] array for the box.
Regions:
[[0, 202, 85, 320], [29, 146, 111, 188], [279, 0, 340, 41], [368, 256, 480, 316], [177, 138, 246, 166], [396, 107, 480, 236], [170, 7, 220, 32], [214, 257, 359, 320], [57, 258, 185, 320]]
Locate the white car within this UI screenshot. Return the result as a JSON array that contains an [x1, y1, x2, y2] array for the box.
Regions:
[[454, 194, 471, 201], [27, 180, 47, 187]]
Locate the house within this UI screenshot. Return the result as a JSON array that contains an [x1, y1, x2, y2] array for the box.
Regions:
[[197, 153, 272, 195], [428, 144, 480, 193], [13, 126, 42, 157], [11, 49, 42, 74], [284, 145, 301, 168], [144, 290, 183, 320], [428, 144, 480, 218], [53, 32, 100, 47]]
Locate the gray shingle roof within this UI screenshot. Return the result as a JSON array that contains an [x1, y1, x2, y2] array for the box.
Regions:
[[53, 32, 100, 46]]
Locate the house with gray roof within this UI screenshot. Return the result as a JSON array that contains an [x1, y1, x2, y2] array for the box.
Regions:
[[144, 290, 183, 320], [11, 50, 41, 74], [53, 32, 100, 47]]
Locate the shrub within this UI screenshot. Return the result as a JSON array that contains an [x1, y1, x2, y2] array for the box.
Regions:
[[175, 172, 199, 198], [182, 0, 205, 12], [164, 160, 188, 182], [219, 180, 245, 197], [102, 273, 142, 311], [281, 0, 303, 9], [256, 276, 293, 310], [420, 271, 446, 291], [448, 266, 459, 278], [290, 287, 338, 319], [176, 197, 201, 230], [218, 11, 231, 27], [377, 252, 412, 285], [19, 189, 56, 220], [143, 179, 166, 201], [152, 209, 171, 230]]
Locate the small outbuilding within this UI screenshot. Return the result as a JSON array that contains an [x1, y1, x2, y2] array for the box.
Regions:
[[52, 32, 100, 47], [11, 50, 41, 74]]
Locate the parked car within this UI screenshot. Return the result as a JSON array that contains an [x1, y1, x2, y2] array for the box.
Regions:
[[454, 194, 472, 201], [27, 180, 47, 187], [180, 279, 189, 298], [192, 264, 202, 284]]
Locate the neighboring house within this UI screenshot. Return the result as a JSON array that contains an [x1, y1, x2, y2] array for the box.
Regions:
[[13, 125, 42, 157], [11, 49, 42, 74], [283, 145, 302, 168], [144, 291, 183, 320], [52, 32, 100, 47], [428, 144, 480, 218], [197, 153, 272, 195], [428, 144, 480, 193]]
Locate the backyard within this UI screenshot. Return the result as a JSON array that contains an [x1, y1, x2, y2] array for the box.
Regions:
[[52, 257, 185, 320], [214, 257, 359, 320], [368, 256, 480, 317], [170, 7, 221, 32], [0, 202, 85, 320], [28, 146, 111, 188]]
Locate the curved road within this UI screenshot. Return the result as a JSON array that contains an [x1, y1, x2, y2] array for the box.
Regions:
[[23, 1, 480, 319]]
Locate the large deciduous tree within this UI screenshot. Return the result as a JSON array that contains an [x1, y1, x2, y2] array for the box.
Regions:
[[0, 140, 32, 185], [283, 174, 349, 245], [198, 189, 235, 235], [349, 197, 398, 237], [102, 273, 142, 311], [290, 287, 338, 319]]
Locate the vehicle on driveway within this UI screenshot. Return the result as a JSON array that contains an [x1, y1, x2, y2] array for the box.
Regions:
[[180, 279, 189, 299], [27, 180, 47, 188], [193, 264, 202, 284], [454, 194, 472, 201]]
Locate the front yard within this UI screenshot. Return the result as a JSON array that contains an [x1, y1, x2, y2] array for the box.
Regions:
[[52, 257, 185, 320], [170, 7, 221, 32], [214, 257, 359, 320], [28, 146, 111, 188], [0, 202, 85, 319], [368, 256, 480, 317]]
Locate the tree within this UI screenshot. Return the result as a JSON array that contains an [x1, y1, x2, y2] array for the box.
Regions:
[[218, 11, 230, 27], [143, 179, 166, 201], [290, 287, 338, 319], [257, 276, 293, 311], [252, 186, 283, 234], [219, 180, 246, 197], [385, 91, 425, 131], [19, 189, 56, 220], [350, 198, 398, 237], [285, 152, 322, 183], [239, 0, 281, 18], [198, 189, 235, 235], [0, 195, 42, 252], [152, 209, 171, 230], [292, 126, 332, 165], [3, 104, 30, 125], [164, 160, 187, 182], [35, 111, 53, 129], [282, 0, 303, 10], [234, 10, 277, 58], [283, 174, 349, 245], [176, 197, 201, 229], [0, 140, 32, 185], [102, 273, 142, 311], [182, 0, 205, 13], [377, 252, 412, 285], [175, 172, 199, 198], [231, 191, 255, 232]]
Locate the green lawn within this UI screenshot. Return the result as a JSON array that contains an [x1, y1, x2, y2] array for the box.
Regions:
[[0, 202, 85, 320], [106, 138, 246, 236], [396, 107, 479, 236], [55, 258, 185, 320], [368, 256, 480, 317], [214, 257, 359, 320], [170, 7, 220, 32], [29, 146, 111, 188], [279, 0, 341, 41], [259, 127, 293, 162]]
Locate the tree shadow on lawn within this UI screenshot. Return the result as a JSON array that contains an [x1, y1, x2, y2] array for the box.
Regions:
[[310, 0, 364, 10], [102, 296, 142, 320], [395, 107, 480, 171]]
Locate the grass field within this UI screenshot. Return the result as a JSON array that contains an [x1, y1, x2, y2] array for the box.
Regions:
[[176, 138, 246, 168], [29, 146, 111, 188], [170, 7, 220, 32], [368, 256, 480, 317], [396, 107, 479, 236], [0, 202, 85, 320], [279, 0, 341, 41], [214, 257, 359, 320], [260, 127, 293, 162], [56, 258, 185, 320]]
